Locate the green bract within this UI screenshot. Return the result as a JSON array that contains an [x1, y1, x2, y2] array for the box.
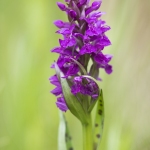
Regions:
[[60, 72, 89, 124]]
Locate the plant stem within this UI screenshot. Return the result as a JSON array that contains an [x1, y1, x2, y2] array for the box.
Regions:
[[82, 115, 93, 150]]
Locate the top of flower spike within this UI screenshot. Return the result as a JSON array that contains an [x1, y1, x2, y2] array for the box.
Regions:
[[50, 0, 113, 112], [64, 0, 90, 5]]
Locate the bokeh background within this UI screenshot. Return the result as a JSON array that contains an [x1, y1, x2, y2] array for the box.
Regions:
[[0, 0, 150, 149]]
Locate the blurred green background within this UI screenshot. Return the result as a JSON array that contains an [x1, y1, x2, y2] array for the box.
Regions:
[[0, 0, 150, 149]]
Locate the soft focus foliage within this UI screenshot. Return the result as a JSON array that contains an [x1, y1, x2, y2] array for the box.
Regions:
[[0, 0, 150, 150]]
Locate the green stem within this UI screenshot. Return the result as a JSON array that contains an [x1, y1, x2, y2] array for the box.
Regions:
[[82, 115, 93, 150]]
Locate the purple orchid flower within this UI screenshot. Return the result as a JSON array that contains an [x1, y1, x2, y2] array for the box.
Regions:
[[50, 0, 112, 112]]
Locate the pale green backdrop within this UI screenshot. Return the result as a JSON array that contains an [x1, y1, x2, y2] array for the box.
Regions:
[[0, 0, 150, 150]]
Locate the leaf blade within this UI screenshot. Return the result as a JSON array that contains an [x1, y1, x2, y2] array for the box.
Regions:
[[58, 111, 74, 150], [58, 111, 67, 150], [93, 89, 104, 150], [64, 115, 74, 150]]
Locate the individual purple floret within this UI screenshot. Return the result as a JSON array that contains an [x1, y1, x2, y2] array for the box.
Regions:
[[50, 0, 112, 112], [49, 75, 68, 111], [71, 76, 99, 99]]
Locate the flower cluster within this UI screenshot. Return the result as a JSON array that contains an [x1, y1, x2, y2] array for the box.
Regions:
[[50, 0, 112, 112]]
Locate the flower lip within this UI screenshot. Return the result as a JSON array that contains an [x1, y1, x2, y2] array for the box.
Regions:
[[105, 64, 113, 74], [51, 86, 62, 96], [56, 96, 68, 112]]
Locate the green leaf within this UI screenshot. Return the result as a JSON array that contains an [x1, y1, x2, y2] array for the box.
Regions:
[[58, 111, 67, 150], [60, 72, 89, 124], [58, 111, 74, 150], [88, 97, 98, 113], [93, 89, 104, 150], [64, 115, 74, 150]]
